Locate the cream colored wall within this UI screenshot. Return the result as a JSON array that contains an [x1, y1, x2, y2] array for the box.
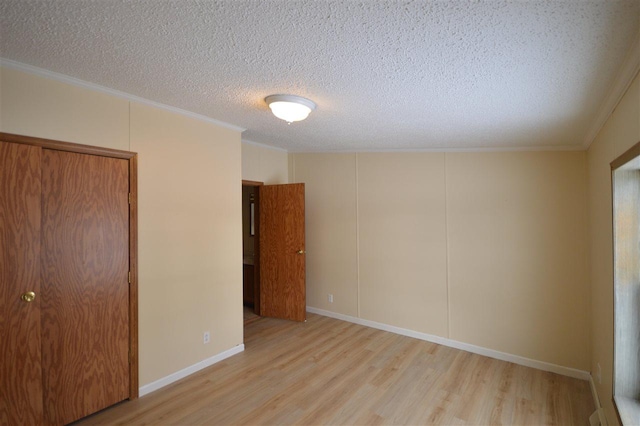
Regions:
[[0, 66, 243, 387], [447, 152, 589, 369], [292, 150, 590, 371], [130, 103, 242, 385], [292, 153, 359, 316], [0, 67, 129, 150], [587, 72, 640, 425], [241, 141, 288, 184], [358, 153, 448, 336]]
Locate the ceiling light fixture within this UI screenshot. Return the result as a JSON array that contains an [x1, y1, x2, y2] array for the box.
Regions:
[[265, 94, 316, 123]]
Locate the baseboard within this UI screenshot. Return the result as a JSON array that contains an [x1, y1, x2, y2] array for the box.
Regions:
[[139, 344, 245, 397], [590, 375, 603, 411], [589, 375, 609, 425], [307, 306, 590, 381]]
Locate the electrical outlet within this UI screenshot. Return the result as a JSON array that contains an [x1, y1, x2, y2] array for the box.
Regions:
[[596, 363, 602, 384], [328, 294, 334, 303], [203, 331, 210, 344]]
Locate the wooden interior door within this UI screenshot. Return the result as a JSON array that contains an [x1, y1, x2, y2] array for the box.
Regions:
[[0, 141, 44, 425], [40, 150, 130, 425], [259, 183, 306, 322]]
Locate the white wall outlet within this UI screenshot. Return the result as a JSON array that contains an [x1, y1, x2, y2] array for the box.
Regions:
[[203, 331, 210, 344], [596, 362, 602, 384], [328, 294, 334, 303]]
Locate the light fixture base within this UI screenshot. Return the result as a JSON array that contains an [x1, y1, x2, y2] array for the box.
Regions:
[[265, 94, 316, 123]]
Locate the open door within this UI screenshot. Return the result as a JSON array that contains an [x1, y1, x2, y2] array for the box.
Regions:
[[259, 183, 306, 322]]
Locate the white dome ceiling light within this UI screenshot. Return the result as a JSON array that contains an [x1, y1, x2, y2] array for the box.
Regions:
[[265, 94, 316, 124]]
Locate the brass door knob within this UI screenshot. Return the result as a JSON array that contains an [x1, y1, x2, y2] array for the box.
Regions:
[[297, 250, 306, 254], [21, 291, 36, 303]]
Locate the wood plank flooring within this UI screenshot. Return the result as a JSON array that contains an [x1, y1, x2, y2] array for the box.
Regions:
[[76, 313, 594, 425], [244, 305, 261, 326]]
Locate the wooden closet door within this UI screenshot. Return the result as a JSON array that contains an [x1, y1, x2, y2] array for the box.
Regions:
[[0, 141, 43, 425], [41, 150, 130, 425]]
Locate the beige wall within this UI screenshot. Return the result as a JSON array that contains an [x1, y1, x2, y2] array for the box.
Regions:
[[587, 72, 640, 425], [0, 66, 243, 387], [242, 141, 288, 184], [447, 152, 589, 369], [0, 67, 130, 150], [292, 150, 590, 371], [292, 154, 359, 316], [130, 103, 242, 385], [358, 153, 448, 336]]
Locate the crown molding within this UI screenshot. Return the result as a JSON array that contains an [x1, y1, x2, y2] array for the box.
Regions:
[[582, 30, 640, 149], [241, 138, 288, 153], [288, 144, 585, 154], [0, 58, 246, 133]]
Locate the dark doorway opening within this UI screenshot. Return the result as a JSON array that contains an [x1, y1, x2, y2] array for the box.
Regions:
[[242, 180, 263, 320]]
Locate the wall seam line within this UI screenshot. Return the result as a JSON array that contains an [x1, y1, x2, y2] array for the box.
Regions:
[[444, 153, 451, 339], [128, 101, 131, 151], [583, 151, 592, 373], [292, 154, 296, 183], [355, 153, 361, 318]]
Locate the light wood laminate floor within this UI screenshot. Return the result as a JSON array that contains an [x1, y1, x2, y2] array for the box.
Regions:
[[77, 313, 594, 425]]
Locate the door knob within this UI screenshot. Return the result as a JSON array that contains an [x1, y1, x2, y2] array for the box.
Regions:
[[297, 250, 306, 254], [21, 291, 36, 303]]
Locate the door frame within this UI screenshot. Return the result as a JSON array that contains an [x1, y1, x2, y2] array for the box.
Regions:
[[242, 180, 263, 316], [0, 132, 139, 399]]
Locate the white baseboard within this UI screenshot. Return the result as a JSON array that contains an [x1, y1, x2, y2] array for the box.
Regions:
[[590, 375, 603, 410], [589, 375, 609, 425], [139, 344, 245, 397], [307, 306, 590, 381]]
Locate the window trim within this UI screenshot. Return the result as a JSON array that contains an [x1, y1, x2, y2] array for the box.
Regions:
[[610, 139, 640, 426]]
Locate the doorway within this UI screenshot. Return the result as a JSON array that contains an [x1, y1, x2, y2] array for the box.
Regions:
[[242, 180, 263, 324], [241, 180, 307, 325]]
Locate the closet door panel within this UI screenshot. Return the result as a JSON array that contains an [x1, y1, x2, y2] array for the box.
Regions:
[[0, 141, 43, 425], [41, 150, 130, 425]]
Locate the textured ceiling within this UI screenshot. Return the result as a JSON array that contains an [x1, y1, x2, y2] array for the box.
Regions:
[[1, 1, 639, 152]]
